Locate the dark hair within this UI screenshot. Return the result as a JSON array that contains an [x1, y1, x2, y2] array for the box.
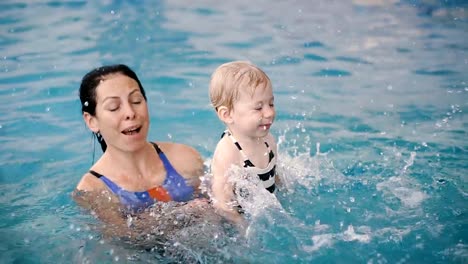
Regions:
[[79, 64, 147, 152]]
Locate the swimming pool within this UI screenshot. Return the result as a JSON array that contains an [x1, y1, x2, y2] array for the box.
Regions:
[[1, 0, 467, 262]]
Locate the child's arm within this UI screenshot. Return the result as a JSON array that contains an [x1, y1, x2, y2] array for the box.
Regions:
[[211, 142, 245, 224]]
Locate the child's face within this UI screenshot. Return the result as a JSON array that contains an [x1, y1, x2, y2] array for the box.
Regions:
[[229, 84, 275, 140]]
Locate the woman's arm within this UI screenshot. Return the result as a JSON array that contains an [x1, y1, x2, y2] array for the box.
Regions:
[[75, 172, 156, 240], [72, 186, 141, 239]]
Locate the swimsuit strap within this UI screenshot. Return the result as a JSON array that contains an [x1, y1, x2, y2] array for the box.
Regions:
[[89, 170, 102, 178], [222, 130, 249, 160], [151, 143, 178, 179], [265, 142, 275, 162], [89, 169, 122, 194], [222, 130, 273, 167], [151, 142, 194, 202], [151, 142, 163, 154]]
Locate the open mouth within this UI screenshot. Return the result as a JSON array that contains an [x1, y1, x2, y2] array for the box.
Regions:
[[122, 126, 142, 135]]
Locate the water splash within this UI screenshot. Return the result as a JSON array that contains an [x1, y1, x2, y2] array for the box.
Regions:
[[377, 151, 427, 209], [401, 151, 416, 174]]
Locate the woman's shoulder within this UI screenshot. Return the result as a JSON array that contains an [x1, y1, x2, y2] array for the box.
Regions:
[[155, 141, 200, 158], [153, 141, 204, 173], [76, 171, 107, 191]]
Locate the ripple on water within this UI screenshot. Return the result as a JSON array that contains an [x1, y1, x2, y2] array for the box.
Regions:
[[335, 56, 372, 65], [303, 41, 326, 48], [312, 69, 352, 77], [271, 56, 302, 65], [304, 53, 328, 62], [413, 68, 458, 76]]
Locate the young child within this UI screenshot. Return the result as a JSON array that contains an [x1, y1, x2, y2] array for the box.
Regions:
[[209, 61, 278, 223]]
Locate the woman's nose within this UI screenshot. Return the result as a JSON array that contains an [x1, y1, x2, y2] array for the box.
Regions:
[[124, 103, 136, 120]]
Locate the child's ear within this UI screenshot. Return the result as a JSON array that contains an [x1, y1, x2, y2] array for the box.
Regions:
[[83, 112, 100, 133], [216, 106, 233, 124]]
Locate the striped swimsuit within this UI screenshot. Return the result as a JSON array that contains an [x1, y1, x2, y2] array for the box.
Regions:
[[222, 130, 276, 193]]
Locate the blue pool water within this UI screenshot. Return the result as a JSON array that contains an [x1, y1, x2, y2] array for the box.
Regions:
[[1, 0, 467, 263]]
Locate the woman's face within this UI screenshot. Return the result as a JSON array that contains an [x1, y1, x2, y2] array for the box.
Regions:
[[86, 73, 150, 152]]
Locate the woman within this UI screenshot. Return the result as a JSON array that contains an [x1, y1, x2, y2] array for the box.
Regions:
[[73, 64, 208, 241]]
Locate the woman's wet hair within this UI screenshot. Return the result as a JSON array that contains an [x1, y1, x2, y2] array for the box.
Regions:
[[79, 64, 147, 152]]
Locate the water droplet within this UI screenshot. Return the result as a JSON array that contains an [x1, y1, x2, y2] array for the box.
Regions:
[[437, 178, 446, 184], [452, 209, 462, 216]]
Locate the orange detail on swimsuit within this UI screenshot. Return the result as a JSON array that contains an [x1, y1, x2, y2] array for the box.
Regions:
[[148, 186, 171, 202]]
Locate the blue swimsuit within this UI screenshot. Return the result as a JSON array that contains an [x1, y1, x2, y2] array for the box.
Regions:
[[89, 143, 194, 213]]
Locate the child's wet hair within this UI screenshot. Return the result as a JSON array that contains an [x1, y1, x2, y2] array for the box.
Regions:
[[209, 61, 271, 111]]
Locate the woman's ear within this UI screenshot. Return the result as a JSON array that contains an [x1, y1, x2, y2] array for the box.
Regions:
[[83, 112, 99, 133], [216, 106, 233, 124]]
